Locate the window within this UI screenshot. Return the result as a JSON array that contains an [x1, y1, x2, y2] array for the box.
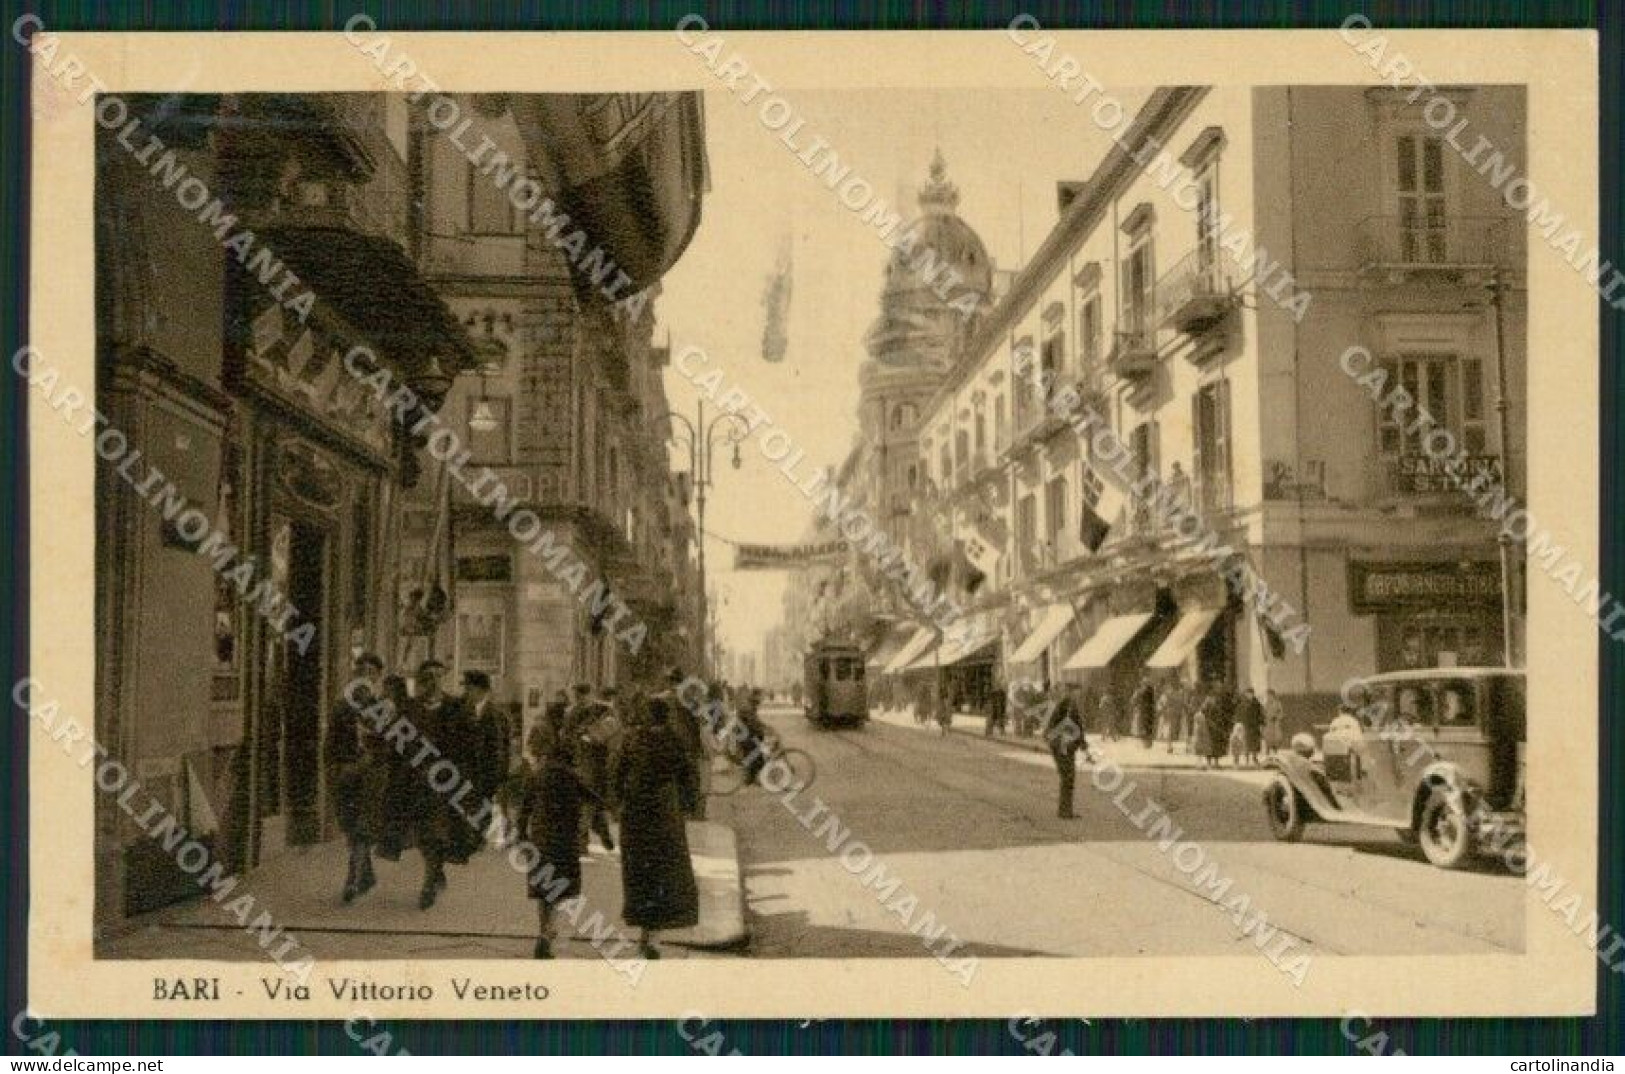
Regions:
[[1042, 330, 1065, 384], [1044, 475, 1068, 544], [1377, 355, 1487, 456], [994, 395, 1008, 450], [1196, 167, 1220, 272], [1129, 421, 1159, 531], [954, 428, 970, 472], [973, 407, 987, 459], [467, 396, 512, 463], [468, 161, 519, 234], [1016, 494, 1037, 573], [1121, 234, 1156, 337], [939, 442, 952, 484], [1396, 133, 1447, 262], [1193, 380, 1232, 514], [892, 402, 917, 431]]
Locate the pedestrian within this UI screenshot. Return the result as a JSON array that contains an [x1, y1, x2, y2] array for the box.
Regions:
[[735, 687, 771, 785], [1097, 688, 1120, 743], [1195, 689, 1226, 769], [660, 667, 708, 820], [1042, 683, 1085, 819], [610, 695, 701, 960], [406, 658, 485, 910], [933, 684, 953, 736], [327, 652, 385, 904], [566, 683, 616, 854], [1132, 679, 1157, 749], [1263, 688, 1287, 756], [1237, 686, 1266, 767], [517, 711, 585, 960], [460, 670, 512, 848], [371, 674, 415, 864], [1209, 685, 1237, 769], [985, 681, 1008, 737]]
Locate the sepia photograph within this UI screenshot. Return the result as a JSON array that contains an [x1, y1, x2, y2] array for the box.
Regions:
[[17, 25, 1603, 1025]]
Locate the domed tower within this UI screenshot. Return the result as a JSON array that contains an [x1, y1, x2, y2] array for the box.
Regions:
[[857, 151, 992, 540]]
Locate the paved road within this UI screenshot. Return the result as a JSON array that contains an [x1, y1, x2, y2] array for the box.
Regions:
[[708, 703, 1522, 961]]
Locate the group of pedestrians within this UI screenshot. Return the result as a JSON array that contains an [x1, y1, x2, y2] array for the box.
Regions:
[[326, 655, 708, 961]]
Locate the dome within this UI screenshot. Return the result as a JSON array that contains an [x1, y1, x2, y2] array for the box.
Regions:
[[863, 150, 993, 369], [880, 150, 994, 305]]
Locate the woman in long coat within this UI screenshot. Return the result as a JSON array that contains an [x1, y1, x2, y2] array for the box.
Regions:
[[610, 696, 701, 959], [517, 716, 585, 960], [1193, 692, 1222, 768]]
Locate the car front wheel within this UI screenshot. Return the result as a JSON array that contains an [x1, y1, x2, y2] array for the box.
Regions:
[[1418, 786, 1475, 869], [1263, 776, 1305, 842]]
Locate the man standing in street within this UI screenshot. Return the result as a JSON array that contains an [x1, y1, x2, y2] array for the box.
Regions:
[[660, 667, 709, 820], [565, 683, 616, 854], [1042, 682, 1085, 819], [407, 658, 479, 910]]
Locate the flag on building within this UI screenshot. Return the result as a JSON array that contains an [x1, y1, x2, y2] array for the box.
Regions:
[[1079, 459, 1126, 553]]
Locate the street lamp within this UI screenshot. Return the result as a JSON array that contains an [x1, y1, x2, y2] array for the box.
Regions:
[[1486, 265, 1519, 667], [657, 398, 750, 675]]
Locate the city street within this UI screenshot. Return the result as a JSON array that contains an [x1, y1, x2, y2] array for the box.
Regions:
[[708, 703, 1524, 960]]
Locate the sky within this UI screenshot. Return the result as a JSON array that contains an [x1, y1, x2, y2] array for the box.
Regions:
[[655, 86, 1148, 665]]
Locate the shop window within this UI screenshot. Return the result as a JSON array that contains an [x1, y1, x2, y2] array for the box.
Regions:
[[1379, 613, 1499, 671]]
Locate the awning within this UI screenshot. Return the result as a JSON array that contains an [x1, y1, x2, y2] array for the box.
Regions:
[[1007, 603, 1076, 665], [865, 623, 915, 671], [882, 627, 938, 676], [903, 643, 945, 673], [259, 226, 478, 375], [1145, 608, 1223, 669], [1063, 613, 1155, 671], [936, 630, 999, 667]]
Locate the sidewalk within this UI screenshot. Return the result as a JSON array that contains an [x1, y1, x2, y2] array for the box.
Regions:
[[869, 706, 1274, 783], [100, 821, 746, 961]]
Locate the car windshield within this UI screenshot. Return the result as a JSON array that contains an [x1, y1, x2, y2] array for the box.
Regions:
[[1437, 681, 1477, 726]]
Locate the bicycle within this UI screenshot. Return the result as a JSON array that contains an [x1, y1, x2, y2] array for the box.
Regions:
[[706, 729, 816, 798]]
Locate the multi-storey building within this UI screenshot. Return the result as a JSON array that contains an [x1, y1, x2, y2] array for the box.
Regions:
[[93, 91, 707, 934], [903, 85, 1526, 726]]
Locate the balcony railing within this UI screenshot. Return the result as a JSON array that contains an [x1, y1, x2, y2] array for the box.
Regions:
[[1356, 215, 1511, 275], [1156, 248, 1238, 335]]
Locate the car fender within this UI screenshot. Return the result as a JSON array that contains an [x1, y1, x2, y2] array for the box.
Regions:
[[1266, 755, 1333, 821], [1409, 762, 1481, 830]]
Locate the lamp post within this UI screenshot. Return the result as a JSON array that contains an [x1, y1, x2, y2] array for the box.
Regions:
[[658, 398, 750, 675]]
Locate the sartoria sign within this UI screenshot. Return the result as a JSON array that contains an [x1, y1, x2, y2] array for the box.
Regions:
[[1348, 561, 1502, 612]]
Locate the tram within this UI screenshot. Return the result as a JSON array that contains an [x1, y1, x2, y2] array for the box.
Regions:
[[803, 639, 868, 728]]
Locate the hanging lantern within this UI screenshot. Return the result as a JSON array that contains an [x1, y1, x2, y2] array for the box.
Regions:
[[469, 398, 499, 433]]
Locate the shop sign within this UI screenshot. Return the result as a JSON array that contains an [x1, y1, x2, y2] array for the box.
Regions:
[[1348, 561, 1501, 613], [1393, 453, 1501, 495]]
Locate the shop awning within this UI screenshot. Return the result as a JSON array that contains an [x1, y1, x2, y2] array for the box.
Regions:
[[1063, 613, 1155, 671], [882, 627, 938, 676], [1007, 603, 1076, 665], [865, 623, 915, 671], [903, 643, 945, 673], [935, 629, 999, 667], [1145, 608, 1223, 669]]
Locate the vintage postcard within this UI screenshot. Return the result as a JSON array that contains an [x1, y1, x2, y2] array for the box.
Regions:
[[20, 26, 1602, 1021]]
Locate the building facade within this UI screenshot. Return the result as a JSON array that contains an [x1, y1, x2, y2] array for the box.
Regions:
[[94, 91, 708, 935]]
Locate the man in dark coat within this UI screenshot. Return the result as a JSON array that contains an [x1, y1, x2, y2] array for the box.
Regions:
[[1132, 679, 1157, 749], [460, 671, 511, 848], [407, 659, 487, 910], [327, 652, 384, 903], [518, 711, 585, 960], [610, 696, 701, 959], [1236, 686, 1266, 768], [659, 668, 708, 820], [564, 683, 616, 853], [1042, 683, 1085, 819]]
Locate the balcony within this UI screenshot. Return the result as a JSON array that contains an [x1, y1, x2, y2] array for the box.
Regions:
[[1157, 248, 1237, 335], [1106, 317, 1159, 380], [1356, 216, 1511, 281]]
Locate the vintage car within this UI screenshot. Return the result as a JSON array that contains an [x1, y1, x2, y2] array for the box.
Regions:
[[1262, 667, 1525, 870]]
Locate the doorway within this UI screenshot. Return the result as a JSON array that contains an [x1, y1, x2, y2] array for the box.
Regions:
[[259, 514, 328, 854]]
